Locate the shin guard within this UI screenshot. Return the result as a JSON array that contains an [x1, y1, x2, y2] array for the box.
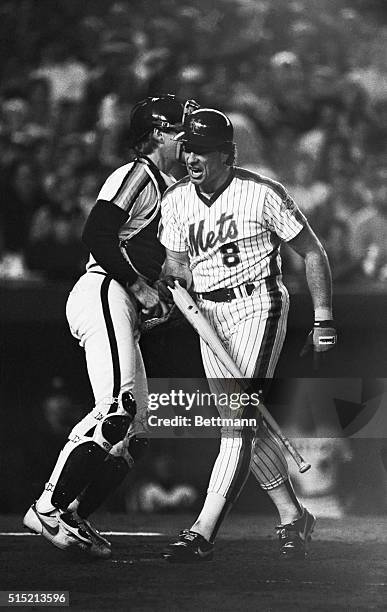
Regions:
[[77, 455, 130, 518], [51, 441, 107, 511]]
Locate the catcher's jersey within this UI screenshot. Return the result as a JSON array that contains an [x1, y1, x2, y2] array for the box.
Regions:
[[86, 156, 173, 276], [159, 167, 305, 293]]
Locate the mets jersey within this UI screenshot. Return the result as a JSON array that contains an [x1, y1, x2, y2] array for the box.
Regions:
[[159, 167, 305, 293]]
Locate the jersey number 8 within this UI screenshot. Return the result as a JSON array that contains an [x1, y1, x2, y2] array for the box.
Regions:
[[220, 242, 240, 267]]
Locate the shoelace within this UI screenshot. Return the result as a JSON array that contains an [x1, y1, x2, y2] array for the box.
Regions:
[[276, 524, 299, 537], [180, 530, 198, 542], [276, 511, 305, 534]]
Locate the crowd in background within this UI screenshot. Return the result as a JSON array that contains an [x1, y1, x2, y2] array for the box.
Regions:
[[1, 0, 387, 513], [0, 0, 386, 287]]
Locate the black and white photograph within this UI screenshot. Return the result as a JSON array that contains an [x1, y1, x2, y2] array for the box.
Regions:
[[0, 1, 386, 610]]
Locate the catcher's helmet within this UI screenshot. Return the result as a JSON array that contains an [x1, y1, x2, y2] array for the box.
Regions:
[[175, 108, 234, 152], [126, 94, 183, 147]]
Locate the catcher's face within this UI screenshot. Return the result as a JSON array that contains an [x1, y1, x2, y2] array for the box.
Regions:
[[185, 149, 229, 193], [160, 129, 181, 163]]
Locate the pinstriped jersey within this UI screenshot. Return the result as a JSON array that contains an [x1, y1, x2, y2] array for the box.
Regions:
[[86, 157, 174, 275], [159, 167, 305, 293]]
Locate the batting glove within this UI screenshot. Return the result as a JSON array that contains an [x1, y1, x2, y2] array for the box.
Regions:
[[155, 276, 187, 304], [300, 320, 337, 357]]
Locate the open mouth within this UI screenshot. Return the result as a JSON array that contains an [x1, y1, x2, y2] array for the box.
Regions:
[[188, 166, 203, 180]]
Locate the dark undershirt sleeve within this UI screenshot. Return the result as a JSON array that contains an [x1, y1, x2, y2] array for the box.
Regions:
[[82, 199, 138, 285]]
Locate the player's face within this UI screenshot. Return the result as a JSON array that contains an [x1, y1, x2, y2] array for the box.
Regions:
[[162, 130, 179, 146], [185, 149, 228, 192], [161, 130, 181, 162]]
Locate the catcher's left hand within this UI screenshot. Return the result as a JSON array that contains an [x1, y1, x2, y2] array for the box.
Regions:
[[140, 303, 177, 333], [300, 320, 337, 357]]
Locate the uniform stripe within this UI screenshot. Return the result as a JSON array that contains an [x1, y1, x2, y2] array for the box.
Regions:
[[210, 404, 255, 538], [252, 229, 285, 378], [141, 155, 169, 196], [213, 438, 238, 492], [209, 434, 230, 489], [224, 420, 254, 501], [252, 437, 288, 489], [111, 167, 136, 202], [115, 170, 150, 211], [112, 163, 148, 209], [159, 164, 304, 533], [160, 168, 304, 293], [253, 290, 281, 378], [210, 499, 231, 541], [254, 437, 282, 481], [100, 276, 121, 408], [234, 167, 287, 200], [87, 156, 169, 274], [122, 175, 151, 212]]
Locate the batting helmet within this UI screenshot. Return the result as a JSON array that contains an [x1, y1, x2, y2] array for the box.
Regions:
[[175, 108, 234, 152], [126, 94, 183, 148]]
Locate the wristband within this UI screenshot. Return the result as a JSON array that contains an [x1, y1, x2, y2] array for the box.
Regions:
[[314, 307, 333, 321], [314, 320, 335, 328]]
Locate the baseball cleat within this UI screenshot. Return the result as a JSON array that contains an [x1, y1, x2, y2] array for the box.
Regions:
[[77, 517, 112, 559], [23, 503, 88, 551], [276, 507, 316, 560], [162, 529, 214, 563], [58, 512, 111, 559]]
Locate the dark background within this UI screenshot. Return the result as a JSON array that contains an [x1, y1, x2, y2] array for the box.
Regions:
[[1, 280, 387, 514]]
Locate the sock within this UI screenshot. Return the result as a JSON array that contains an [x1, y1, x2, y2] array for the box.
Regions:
[[266, 479, 303, 525], [190, 492, 228, 542]]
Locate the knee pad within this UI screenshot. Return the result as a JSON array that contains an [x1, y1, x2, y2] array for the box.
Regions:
[[101, 415, 132, 446], [94, 391, 137, 452]]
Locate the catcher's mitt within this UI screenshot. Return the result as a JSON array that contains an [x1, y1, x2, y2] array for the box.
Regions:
[[140, 304, 178, 333]]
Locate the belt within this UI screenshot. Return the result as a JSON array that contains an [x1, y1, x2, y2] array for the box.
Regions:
[[198, 283, 256, 303]]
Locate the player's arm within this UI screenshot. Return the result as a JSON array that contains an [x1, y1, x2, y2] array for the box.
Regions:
[[287, 223, 337, 353], [156, 248, 192, 304], [83, 199, 137, 285], [263, 182, 336, 354], [287, 222, 332, 319], [157, 185, 191, 303], [83, 200, 159, 310]]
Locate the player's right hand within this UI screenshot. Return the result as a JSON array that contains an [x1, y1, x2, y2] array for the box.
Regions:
[[127, 277, 160, 310], [155, 276, 187, 304]]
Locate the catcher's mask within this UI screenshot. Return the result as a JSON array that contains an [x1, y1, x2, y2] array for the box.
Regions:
[[126, 95, 199, 150]]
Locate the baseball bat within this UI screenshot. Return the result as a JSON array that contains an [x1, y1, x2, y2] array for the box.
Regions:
[[170, 282, 311, 473]]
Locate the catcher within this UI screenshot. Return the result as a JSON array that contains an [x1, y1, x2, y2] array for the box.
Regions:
[[23, 95, 195, 558]]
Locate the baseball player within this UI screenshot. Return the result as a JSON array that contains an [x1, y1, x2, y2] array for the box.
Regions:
[[158, 108, 337, 562], [23, 94, 189, 558]]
